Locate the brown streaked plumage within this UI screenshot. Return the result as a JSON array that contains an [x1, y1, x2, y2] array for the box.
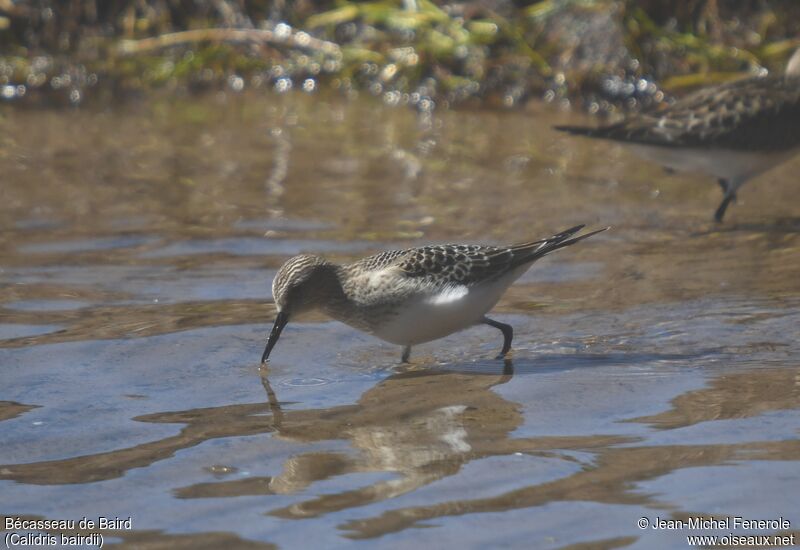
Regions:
[[261, 225, 608, 363], [556, 47, 800, 222]]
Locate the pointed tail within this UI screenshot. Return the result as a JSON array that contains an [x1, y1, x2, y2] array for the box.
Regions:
[[511, 225, 609, 267]]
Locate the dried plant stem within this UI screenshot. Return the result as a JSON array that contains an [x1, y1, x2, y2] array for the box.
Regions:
[[117, 28, 341, 56]]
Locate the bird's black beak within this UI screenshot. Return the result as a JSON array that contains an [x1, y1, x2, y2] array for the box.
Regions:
[[261, 311, 289, 364]]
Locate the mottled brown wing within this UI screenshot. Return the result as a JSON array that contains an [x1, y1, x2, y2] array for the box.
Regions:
[[557, 75, 800, 151], [394, 244, 515, 286], [391, 225, 600, 285], [351, 226, 602, 287]]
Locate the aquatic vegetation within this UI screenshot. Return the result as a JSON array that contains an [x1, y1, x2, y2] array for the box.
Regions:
[[0, 1, 797, 109]]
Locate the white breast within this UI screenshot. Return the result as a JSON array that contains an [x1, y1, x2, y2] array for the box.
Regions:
[[627, 144, 798, 184], [369, 266, 528, 346]]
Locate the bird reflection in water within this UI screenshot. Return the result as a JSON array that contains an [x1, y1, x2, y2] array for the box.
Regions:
[[179, 361, 519, 516]]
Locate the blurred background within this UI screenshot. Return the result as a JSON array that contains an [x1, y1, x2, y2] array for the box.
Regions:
[[2, 2, 800, 549], [1, 0, 799, 109]]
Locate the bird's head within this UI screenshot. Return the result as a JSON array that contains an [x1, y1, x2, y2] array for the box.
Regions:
[[261, 254, 337, 363]]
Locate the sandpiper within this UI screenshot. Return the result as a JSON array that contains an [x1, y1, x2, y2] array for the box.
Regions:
[[261, 225, 607, 363], [556, 47, 800, 222]]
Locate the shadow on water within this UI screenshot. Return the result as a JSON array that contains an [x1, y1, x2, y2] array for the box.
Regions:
[[499, 351, 717, 375], [629, 367, 800, 430]]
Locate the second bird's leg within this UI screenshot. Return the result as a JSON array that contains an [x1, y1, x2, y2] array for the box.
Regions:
[[714, 178, 738, 223], [482, 316, 513, 358], [401, 345, 412, 363]]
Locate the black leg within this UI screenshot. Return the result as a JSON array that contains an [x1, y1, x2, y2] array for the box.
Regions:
[[714, 178, 737, 223], [401, 345, 411, 363], [482, 316, 513, 358]]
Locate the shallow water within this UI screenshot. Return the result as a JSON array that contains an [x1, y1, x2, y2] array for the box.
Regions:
[[1, 92, 800, 549]]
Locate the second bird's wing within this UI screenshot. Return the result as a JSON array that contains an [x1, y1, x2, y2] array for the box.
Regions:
[[556, 75, 800, 151]]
